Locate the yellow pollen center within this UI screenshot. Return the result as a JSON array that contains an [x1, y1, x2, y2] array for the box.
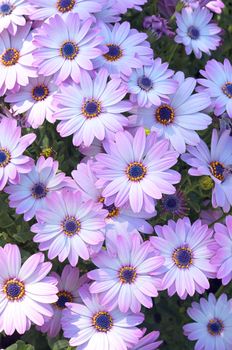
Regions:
[[210, 161, 225, 181], [1, 48, 20, 66]]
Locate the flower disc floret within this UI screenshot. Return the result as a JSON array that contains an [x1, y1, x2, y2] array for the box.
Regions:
[[155, 104, 175, 125], [32, 84, 49, 101], [222, 82, 232, 98], [172, 247, 193, 268], [103, 44, 123, 62], [0, 3, 13, 15], [60, 41, 79, 60], [207, 318, 224, 336], [118, 266, 137, 284], [210, 161, 225, 181], [1, 48, 19, 66], [126, 162, 147, 182], [92, 311, 113, 332], [137, 76, 153, 91], [55, 291, 73, 309], [102, 202, 119, 218], [0, 148, 11, 167], [31, 183, 48, 199], [62, 216, 81, 236], [56, 0, 75, 13], [82, 99, 102, 119], [187, 25, 200, 40], [3, 279, 25, 301]]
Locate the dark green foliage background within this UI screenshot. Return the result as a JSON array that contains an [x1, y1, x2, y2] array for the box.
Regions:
[[0, 0, 232, 348]]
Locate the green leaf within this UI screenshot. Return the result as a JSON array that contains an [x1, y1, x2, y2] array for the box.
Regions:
[[52, 340, 69, 350], [6, 340, 34, 350]]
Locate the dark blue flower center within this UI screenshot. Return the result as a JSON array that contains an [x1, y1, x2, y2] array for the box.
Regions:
[[61, 41, 78, 60], [0, 148, 10, 167], [119, 266, 137, 283], [138, 76, 153, 91], [210, 161, 225, 181], [82, 99, 101, 118], [188, 26, 200, 40], [7, 283, 21, 298], [86, 102, 98, 114], [57, 0, 75, 13], [156, 104, 174, 125], [207, 319, 224, 336], [32, 84, 49, 101], [0, 3, 12, 14], [173, 247, 193, 268], [102, 202, 119, 218], [104, 44, 123, 61], [56, 291, 73, 309], [31, 183, 47, 199], [93, 312, 113, 332], [0, 150, 7, 164], [222, 82, 232, 98], [62, 216, 81, 236], [65, 220, 78, 233], [226, 83, 232, 95], [166, 197, 177, 209], [3, 279, 25, 300], [129, 165, 143, 177], [1, 48, 19, 66], [126, 162, 147, 181]]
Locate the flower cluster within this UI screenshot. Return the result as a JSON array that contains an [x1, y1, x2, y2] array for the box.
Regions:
[[0, 0, 231, 349]]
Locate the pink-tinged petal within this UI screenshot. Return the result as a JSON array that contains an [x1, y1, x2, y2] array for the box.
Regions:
[[137, 256, 164, 274], [5, 244, 21, 277], [19, 253, 45, 281], [133, 127, 146, 161], [118, 284, 131, 312]]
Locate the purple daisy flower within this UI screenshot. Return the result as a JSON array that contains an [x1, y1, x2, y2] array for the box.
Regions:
[[5, 156, 72, 221], [0, 117, 35, 190], [88, 234, 164, 313], [39, 265, 87, 337], [0, 23, 37, 94], [61, 284, 144, 349], [93, 22, 153, 77], [161, 189, 189, 218], [143, 15, 175, 39], [5, 75, 58, 129], [129, 72, 211, 153], [0, 244, 58, 335], [53, 69, 131, 147], [72, 160, 155, 234], [150, 217, 216, 299], [211, 215, 232, 285], [197, 59, 232, 118], [31, 189, 106, 266], [127, 58, 178, 108], [183, 293, 232, 350], [33, 13, 103, 85], [132, 329, 163, 350], [94, 127, 181, 213], [175, 7, 221, 59], [182, 129, 232, 212], [0, 0, 34, 35], [29, 0, 101, 21]]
